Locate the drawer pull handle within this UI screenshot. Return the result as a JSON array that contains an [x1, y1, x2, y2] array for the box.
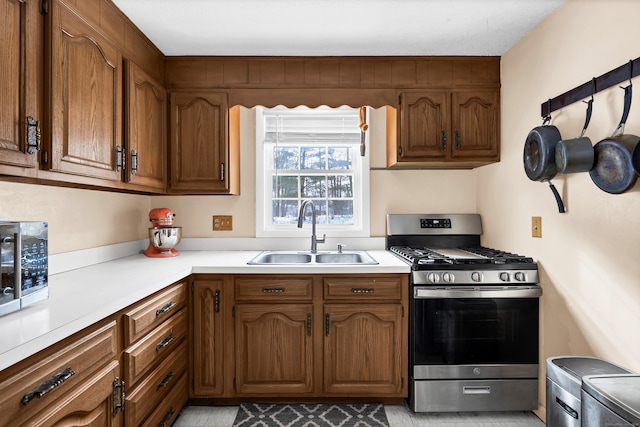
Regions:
[[463, 385, 491, 395], [159, 407, 175, 427], [351, 287, 374, 293], [262, 287, 285, 293], [156, 301, 175, 316], [113, 377, 125, 415], [157, 371, 175, 390], [156, 334, 175, 351], [22, 367, 75, 405], [556, 397, 579, 419]]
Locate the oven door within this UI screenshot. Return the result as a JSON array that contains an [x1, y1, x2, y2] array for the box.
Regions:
[[411, 286, 541, 379]]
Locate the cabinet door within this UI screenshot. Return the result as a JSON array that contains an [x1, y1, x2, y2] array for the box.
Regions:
[[399, 92, 449, 161], [324, 304, 403, 395], [0, 0, 40, 172], [46, 1, 122, 181], [124, 61, 166, 190], [169, 91, 229, 193], [450, 90, 500, 161], [191, 280, 225, 396], [235, 303, 314, 395]]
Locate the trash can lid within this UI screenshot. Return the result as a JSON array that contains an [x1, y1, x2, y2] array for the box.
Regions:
[[582, 374, 640, 424], [546, 356, 632, 398]]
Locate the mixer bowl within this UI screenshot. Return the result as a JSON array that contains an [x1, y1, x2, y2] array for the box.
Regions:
[[148, 227, 182, 252]]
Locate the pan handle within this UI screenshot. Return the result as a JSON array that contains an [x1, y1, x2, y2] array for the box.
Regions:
[[612, 84, 632, 137], [548, 181, 565, 213]]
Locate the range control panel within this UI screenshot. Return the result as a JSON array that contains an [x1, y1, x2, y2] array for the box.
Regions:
[[420, 218, 451, 229]]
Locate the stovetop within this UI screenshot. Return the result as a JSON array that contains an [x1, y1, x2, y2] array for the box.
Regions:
[[389, 245, 536, 270], [386, 214, 539, 285]]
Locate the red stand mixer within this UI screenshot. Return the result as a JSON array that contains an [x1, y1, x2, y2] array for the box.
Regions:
[[144, 208, 182, 257]]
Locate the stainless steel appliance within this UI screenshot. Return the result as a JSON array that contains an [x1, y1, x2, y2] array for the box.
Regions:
[[582, 374, 640, 426], [0, 221, 48, 316], [546, 356, 632, 427], [386, 214, 542, 412]]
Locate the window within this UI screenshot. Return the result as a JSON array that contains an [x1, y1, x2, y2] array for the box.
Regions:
[[256, 106, 370, 237]]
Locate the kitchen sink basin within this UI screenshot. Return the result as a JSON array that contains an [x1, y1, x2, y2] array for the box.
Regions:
[[248, 250, 378, 265], [314, 252, 377, 264]]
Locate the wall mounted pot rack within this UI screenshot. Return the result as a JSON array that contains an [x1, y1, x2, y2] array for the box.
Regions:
[[541, 57, 640, 118]]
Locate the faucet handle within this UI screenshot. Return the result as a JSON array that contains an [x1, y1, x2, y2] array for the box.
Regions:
[[317, 234, 326, 244], [337, 243, 345, 253]]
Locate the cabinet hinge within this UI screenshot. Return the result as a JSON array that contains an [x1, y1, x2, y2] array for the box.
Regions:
[[40, 0, 48, 14], [232, 305, 235, 317], [398, 94, 402, 105], [233, 378, 236, 391], [40, 150, 48, 164]]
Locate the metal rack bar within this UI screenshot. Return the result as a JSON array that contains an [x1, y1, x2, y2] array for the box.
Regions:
[[540, 57, 640, 118]]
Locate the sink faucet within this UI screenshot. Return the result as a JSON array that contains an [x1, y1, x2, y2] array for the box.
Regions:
[[297, 200, 326, 254]]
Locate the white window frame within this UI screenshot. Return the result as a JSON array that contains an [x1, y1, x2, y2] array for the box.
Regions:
[[255, 106, 370, 238]]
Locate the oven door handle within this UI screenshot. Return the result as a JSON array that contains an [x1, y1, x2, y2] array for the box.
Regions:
[[414, 286, 542, 299]]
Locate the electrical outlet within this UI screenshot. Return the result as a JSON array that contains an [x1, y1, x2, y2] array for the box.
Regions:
[[213, 215, 233, 231], [532, 216, 542, 238]]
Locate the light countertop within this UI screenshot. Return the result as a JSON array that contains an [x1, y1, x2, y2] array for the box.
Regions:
[[0, 249, 409, 372]]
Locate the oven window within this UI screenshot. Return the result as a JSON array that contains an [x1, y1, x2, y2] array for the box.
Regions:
[[412, 298, 539, 365]]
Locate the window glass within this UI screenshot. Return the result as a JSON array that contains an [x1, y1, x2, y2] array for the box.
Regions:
[[256, 106, 370, 237]]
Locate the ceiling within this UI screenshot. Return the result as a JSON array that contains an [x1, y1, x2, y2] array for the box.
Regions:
[[111, 0, 565, 57]]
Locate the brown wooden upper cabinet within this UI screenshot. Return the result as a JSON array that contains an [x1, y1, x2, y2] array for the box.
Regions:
[[168, 91, 239, 194], [42, 0, 167, 192], [0, 0, 42, 175], [125, 61, 167, 190], [388, 89, 500, 168], [45, 0, 123, 182]]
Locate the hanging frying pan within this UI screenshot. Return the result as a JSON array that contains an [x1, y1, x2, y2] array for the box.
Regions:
[[555, 82, 595, 174], [589, 84, 640, 194], [523, 111, 565, 213]]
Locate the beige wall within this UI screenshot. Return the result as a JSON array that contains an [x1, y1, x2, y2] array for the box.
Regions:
[[478, 0, 640, 412], [0, 182, 149, 254]]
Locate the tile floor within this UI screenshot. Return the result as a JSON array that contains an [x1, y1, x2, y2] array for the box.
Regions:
[[173, 404, 546, 426]]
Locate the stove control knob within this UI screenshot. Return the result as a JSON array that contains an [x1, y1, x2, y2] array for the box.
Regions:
[[471, 272, 483, 282], [427, 273, 440, 283], [499, 272, 511, 282], [442, 273, 455, 283], [514, 272, 526, 282]]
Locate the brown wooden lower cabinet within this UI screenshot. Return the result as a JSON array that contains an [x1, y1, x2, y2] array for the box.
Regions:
[[235, 303, 314, 395], [190, 274, 408, 400]]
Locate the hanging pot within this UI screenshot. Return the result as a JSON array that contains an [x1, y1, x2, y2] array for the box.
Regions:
[[523, 117, 565, 212], [555, 92, 595, 174], [589, 84, 640, 194]]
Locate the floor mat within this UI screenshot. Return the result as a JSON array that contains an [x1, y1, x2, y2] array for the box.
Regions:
[[232, 402, 390, 427]]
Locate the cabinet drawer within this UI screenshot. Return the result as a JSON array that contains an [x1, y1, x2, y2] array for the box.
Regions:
[[126, 341, 187, 426], [140, 372, 188, 427], [0, 321, 118, 427], [124, 281, 187, 347], [125, 308, 187, 386], [235, 277, 313, 301], [323, 276, 403, 301], [22, 360, 120, 427]]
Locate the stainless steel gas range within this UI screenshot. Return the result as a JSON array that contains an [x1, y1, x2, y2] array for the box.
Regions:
[[386, 214, 542, 413]]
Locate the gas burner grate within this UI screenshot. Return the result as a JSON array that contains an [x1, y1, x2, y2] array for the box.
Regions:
[[389, 245, 534, 267]]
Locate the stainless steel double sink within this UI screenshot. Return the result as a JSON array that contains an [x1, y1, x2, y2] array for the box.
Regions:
[[247, 250, 378, 265]]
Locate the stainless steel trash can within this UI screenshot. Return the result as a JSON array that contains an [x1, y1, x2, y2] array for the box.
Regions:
[[546, 356, 632, 427], [582, 374, 640, 426]]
